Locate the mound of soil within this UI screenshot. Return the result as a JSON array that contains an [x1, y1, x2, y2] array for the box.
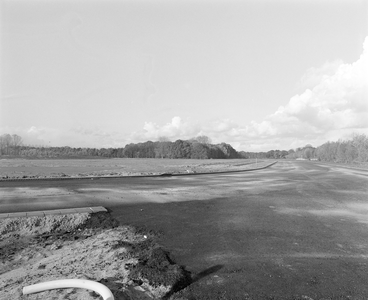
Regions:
[[0, 211, 119, 237], [0, 212, 191, 300]]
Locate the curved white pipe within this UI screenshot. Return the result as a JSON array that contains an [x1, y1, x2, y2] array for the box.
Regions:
[[23, 279, 114, 300]]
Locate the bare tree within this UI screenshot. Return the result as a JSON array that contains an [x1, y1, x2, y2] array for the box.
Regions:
[[0, 134, 12, 155], [0, 135, 4, 155], [12, 134, 23, 155]]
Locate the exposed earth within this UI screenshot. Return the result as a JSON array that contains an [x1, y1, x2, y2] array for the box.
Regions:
[[0, 212, 191, 300]]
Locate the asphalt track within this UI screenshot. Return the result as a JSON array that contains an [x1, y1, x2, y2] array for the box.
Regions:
[[1, 160, 368, 299]]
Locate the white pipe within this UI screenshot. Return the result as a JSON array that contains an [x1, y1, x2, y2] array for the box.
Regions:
[[23, 279, 114, 300]]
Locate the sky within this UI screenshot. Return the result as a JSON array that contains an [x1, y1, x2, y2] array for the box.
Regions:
[[1, 0, 367, 151]]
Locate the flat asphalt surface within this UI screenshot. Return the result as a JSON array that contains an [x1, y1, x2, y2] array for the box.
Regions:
[[1, 160, 368, 299]]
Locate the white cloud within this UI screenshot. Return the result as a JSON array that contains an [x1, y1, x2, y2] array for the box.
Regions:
[[132, 36, 368, 151], [238, 36, 368, 149], [297, 60, 344, 90], [209, 119, 237, 132], [132, 117, 200, 141]]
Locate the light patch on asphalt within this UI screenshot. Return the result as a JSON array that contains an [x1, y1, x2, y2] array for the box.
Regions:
[[204, 252, 368, 267], [274, 207, 302, 215], [290, 252, 368, 259], [78, 187, 131, 193], [207, 252, 368, 263], [0, 187, 71, 198], [272, 257, 296, 271], [275, 203, 368, 224], [230, 177, 291, 192], [77, 186, 214, 204], [155, 187, 201, 193], [136, 188, 215, 203], [274, 161, 296, 171], [332, 167, 368, 179], [346, 202, 368, 213], [205, 252, 243, 263]]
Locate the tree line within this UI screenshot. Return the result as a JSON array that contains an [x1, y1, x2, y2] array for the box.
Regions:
[[284, 134, 368, 163], [1, 133, 367, 163], [285, 144, 316, 160], [239, 149, 289, 159], [0, 134, 241, 159], [315, 134, 368, 163]]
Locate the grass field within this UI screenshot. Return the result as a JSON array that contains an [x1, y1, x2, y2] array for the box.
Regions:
[[0, 158, 268, 179]]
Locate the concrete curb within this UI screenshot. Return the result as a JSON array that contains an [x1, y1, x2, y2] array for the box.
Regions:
[[0, 161, 277, 182], [0, 206, 107, 219], [158, 161, 278, 177]]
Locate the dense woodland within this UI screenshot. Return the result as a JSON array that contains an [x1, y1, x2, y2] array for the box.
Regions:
[[285, 134, 368, 163], [0, 134, 240, 159], [0, 133, 367, 163]]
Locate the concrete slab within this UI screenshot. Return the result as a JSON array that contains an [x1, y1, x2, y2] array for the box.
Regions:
[[44, 210, 62, 216], [4, 212, 26, 218], [89, 206, 107, 213], [73, 207, 92, 213], [0, 207, 108, 219], [58, 209, 80, 214], [26, 211, 45, 217]]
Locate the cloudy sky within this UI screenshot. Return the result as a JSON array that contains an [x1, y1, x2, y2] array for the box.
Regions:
[[1, 0, 367, 151]]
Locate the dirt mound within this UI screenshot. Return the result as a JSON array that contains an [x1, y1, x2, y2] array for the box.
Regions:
[[0, 211, 119, 237], [0, 212, 191, 300], [129, 243, 192, 298]]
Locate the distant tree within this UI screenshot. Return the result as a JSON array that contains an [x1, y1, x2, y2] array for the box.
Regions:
[[208, 145, 226, 159], [266, 150, 274, 158], [190, 142, 209, 159], [280, 150, 289, 158], [169, 140, 191, 158], [238, 151, 249, 159], [345, 142, 357, 163], [138, 141, 155, 158], [155, 141, 171, 158], [11, 134, 23, 155], [352, 134, 368, 162], [316, 141, 337, 162], [216, 143, 239, 158], [0, 135, 5, 155], [123, 143, 138, 158], [304, 148, 313, 159], [335, 140, 346, 162], [0, 134, 12, 155]]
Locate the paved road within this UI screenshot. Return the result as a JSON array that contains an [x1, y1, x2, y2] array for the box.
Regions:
[[1, 161, 368, 299]]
